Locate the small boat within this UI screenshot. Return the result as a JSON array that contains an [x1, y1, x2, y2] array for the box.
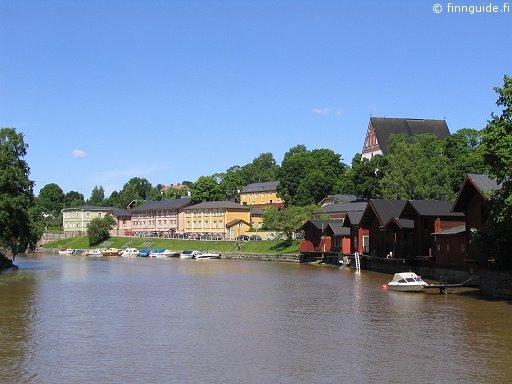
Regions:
[[149, 248, 178, 258], [83, 249, 103, 257], [138, 249, 151, 257], [121, 248, 139, 258], [58, 249, 74, 255], [386, 272, 429, 292], [195, 251, 221, 260], [102, 248, 120, 256], [180, 250, 201, 259]]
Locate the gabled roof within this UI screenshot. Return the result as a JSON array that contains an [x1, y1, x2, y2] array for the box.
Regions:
[[385, 217, 415, 230], [325, 222, 351, 236], [431, 224, 466, 236], [300, 220, 338, 231], [241, 181, 280, 194], [62, 205, 111, 212], [131, 197, 192, 212], [110, 208, 132, 217], [321, 202, 368, 214], [370, 117, 450, 154], [401, 200, 464, 218], [343, 211, 364, 227], [453, 174, 501, 212], [186, 201, 251, 210], [319, 194, 359, 206], [226, 219, 251, 228], [360, 199, 407, 227]]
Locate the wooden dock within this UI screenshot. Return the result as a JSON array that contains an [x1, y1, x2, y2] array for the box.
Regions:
[[423, 278, 479, 294]]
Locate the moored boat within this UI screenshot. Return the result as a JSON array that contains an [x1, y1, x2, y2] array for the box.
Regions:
[[138, 249, 151, 257], [385, 272, 429, 292], [58, 249, 74, 255], [195, 251, 221, 260], [149, 248, 178, 258], [102, 248, 120, 256], [83, 249, 103, 257], [121, 248, 139, 258], [180, 250, 201, 259]]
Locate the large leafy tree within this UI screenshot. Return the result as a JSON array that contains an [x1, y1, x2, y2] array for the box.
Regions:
[[190, 176, 224, 203], [88, 185, 105, 206], [117, 177, 153, 208], [481, 75, 512, 266], [218, 166, 245, 203], [277, 146, 348, 206], [87, 214, 116, 246], [0, 128, 42, 260], [262, 205, 319, 242], [64, 191, 85, 208], [443, 128, 487, 194], [380, 134, 454, 200], [37, 183, 65, 217], [240, 152, 279, 184], [349, 153, 388, 199]]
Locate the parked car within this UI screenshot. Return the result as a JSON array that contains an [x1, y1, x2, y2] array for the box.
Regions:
[[295, 233, 305, 240], [249, 235, 262, 241], [237, 235, 250, 242]]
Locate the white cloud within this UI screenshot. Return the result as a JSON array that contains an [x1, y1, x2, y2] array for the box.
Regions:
[[313, 107, 343, 116], [72, 149, 87, 158]]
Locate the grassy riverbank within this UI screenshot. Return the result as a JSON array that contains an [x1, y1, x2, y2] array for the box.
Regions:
[[43, 236, 301, 255]]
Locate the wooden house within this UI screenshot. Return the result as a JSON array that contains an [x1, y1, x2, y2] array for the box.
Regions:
[[452, 173, 501, 263]]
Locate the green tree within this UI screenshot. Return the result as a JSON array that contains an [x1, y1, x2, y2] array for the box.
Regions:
[[262, 205, 318, 242], [88, 185, 105, 206], [277, 146, 348, 206], [218, 166, 245, 202], [350, 153, 387, 199], [443, 128, 487, 194], [117, 177, 153, 208], [481, 74, 512, 266], [380, 134, 454, 200], [37, 183, 65, 217], [191, 176, 224, 203], [240, 152, 279, 184], [0, 128, 42, 260], [64, 191, 85, 208], [87, 214, 116, 246]]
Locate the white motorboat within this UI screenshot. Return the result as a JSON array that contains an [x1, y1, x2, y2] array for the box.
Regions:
[[83, 249, 103, 257], [386, 272, 429, 292], [180, 250, 201, 259], [58, 249, 74, 255], [149, 248, 178, 258], [121, 248, 140, 258], [195, 251, 221, 260]]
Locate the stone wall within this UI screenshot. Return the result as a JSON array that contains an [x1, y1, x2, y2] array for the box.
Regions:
[[479, 270, 512, 301], [222, 253, 300, 262]]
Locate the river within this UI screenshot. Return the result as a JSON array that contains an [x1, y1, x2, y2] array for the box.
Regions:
[[1, 254, 511, 383]]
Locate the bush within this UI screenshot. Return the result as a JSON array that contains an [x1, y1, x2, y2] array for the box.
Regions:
[[87, 215, 116, 246]]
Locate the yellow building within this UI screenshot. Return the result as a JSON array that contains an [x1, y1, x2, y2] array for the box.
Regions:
[[239, 181, 284, 208], [183, 201, 251, 240]]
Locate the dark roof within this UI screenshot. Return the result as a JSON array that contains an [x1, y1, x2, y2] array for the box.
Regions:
[[131, 197, 192, 212], [453, 174, 501, 212], [343, 211, 364, 227], [325, 222, 351, 236], [360, 199, 407, 227], [321, 202, 368, 214], [370, 117, 450, 154], [241, 181, 280, 194], [431, 224, 466, 236], [250, 207, 264, 215], [186, 201, 251, 210], [62, 205, 111, 212], [385, 217, 415, 230], [300, 220, 338, 231], [319, 194, 359, 205], [110, 208, 132, 217], [401, 200, 464, 218]]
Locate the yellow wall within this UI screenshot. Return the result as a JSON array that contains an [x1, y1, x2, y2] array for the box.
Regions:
[[240, 190, 283, 206], [184, 207, 251, 236]]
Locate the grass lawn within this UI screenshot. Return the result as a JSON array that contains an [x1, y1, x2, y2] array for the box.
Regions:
[[44, 236, 300, 255]]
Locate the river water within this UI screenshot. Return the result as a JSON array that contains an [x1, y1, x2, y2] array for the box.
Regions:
[[1, 254, 511, 384]]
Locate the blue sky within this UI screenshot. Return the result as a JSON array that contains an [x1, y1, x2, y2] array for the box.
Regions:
[[1, 0, 510, 198]]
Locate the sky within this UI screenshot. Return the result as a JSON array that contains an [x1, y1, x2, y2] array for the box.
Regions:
[[1, 0, 511, 198]]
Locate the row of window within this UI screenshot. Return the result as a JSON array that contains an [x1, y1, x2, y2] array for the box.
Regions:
[[133, 219, 177, 228], [241, 192, 277, 200], [185, 209, 225, 216], [63, 211, 103, 219], [186, 220, 224, 229], [132, 210, 177, 218]]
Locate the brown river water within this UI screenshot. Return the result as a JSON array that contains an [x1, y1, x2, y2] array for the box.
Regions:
[[1, 254, 511, 384]]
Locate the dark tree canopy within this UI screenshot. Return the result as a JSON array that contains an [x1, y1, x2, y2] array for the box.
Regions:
[[37, 183, 65, 217], [0, 128, 42, 259]]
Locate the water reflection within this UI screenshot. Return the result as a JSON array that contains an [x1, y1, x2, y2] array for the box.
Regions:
[[1, 255, 512, 383]]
